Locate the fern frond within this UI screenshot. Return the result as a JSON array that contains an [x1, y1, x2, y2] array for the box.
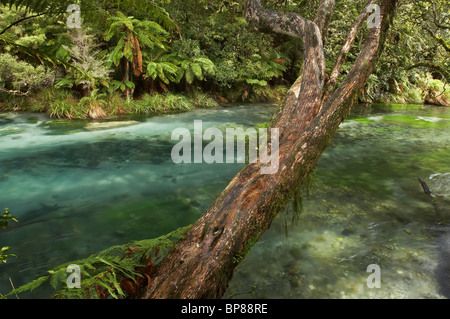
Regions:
[[1, 225, 191, 299]]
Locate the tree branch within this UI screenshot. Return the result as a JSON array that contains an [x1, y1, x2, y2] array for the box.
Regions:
[[0, 13, 46, 35], [314, 0, 335, 36], [323, 0, 398, 113], [0, 86, 29, 96], [408, 62, 450, 83], [326, 0, 377, 90], [245, 0, 327, 133], [244, 0, 307, 39]]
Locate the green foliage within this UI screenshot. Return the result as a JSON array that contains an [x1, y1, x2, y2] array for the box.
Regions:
[[129, 92, 219, 114], [190, 91, 220, 109], [176, 56, 216, 84], [55, 27, 111, 94], [105, 11, 169, 66], [0, 52, 55, 93], [77, 89, 109, 119], [162, 1, 289, 101], [163, 39, 216, 85], [233, 237, 258, 265], [145, 60, 179, 84], [132, 93, 193, 113], [0, 208, 17, 230], [364, 0, 449, 104], [2, 0, 446, 106], [108, 80, 136, 94], [48, 99, 84, 119], [2, 225, 190, 299], [0, 208, 18, 264]]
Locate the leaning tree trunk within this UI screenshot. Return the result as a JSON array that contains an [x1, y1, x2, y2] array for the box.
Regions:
[[139, 0, 398, 299]]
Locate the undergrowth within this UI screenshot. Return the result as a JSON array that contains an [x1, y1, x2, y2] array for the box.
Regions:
[[0, 88, 221, 119]]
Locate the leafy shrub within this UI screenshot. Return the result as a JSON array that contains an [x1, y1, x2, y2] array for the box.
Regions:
[[0, 53, 55, 94]]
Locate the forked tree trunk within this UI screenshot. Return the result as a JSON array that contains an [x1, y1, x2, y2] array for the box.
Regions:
[[139, 0, 398, 299]]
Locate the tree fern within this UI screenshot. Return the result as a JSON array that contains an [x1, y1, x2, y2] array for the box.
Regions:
[[145, 61, 178, 84]]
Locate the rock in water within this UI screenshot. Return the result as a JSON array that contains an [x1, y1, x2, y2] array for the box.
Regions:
[[84, 120, 140, 131]]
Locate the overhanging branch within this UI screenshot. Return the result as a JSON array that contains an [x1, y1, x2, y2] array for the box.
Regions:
[[0, 13, 45, 35]]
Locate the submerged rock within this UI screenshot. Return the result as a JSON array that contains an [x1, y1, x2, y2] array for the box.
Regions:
[[84, 120, 141, 131], [0, 126, 25, 136]]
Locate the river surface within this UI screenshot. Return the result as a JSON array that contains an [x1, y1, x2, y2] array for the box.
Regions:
[[0, 103, 449, 298]]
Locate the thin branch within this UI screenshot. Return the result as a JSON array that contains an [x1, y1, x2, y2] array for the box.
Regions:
[[322, 0, 398, 112], [0, 86, 29, 96], [326, 0, 376, 89], [314, 0, 335, 36], [0, 13, 45, 35], [9, 277, 19, 299]]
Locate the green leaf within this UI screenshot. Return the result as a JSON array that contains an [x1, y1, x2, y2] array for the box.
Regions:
[[110, 80, 122, 92], [185, 67, 194, 84], [124, 81, 135, 89], [111, 47, 124, 67], [1, 276, 49, 299], [245, 78, 268, 86], [190, 63, 203, 80], [123, 41, 134, 62]]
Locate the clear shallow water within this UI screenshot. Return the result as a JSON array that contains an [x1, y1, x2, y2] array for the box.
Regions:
[[0, 103, 449, 298], [225, 104, 450, 299]]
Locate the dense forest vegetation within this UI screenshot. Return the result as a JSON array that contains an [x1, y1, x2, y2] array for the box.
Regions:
[[0, 0, 448, 120]]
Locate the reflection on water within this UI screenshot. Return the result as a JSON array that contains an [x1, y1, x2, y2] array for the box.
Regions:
[[0, 103, 449, 298]]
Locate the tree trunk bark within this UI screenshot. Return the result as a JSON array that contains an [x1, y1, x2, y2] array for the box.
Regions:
[[139, 0, 398, 299]]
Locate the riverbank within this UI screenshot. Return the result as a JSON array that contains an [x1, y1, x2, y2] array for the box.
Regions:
[[0, 80, 292, 120], [0, 88, 232, 120], [1, 82, 448, 122]]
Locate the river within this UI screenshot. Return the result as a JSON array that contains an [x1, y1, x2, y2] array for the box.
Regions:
[[0, 103, 448, 298]]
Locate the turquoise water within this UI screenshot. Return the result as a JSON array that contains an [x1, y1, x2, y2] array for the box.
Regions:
[[0, 103, 449, 298]]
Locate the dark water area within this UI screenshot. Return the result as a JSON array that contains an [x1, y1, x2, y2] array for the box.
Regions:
[[0, 103, 448, 298]]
